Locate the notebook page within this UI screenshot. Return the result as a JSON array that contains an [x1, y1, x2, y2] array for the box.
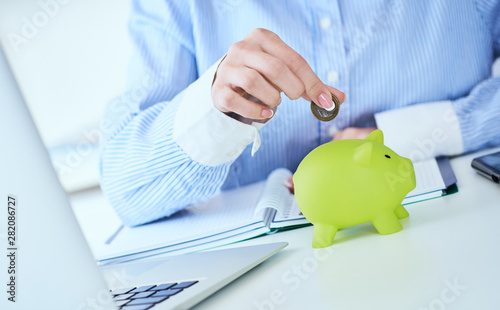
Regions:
[[96, 181, 267, 260], [253, 168, 292, 218], [273, 196, 304, 222], [100, 223, 271, 264], [406, 158, 446, 197]]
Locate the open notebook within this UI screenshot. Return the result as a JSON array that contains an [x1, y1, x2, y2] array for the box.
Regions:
[[95, 157, 456, 265]]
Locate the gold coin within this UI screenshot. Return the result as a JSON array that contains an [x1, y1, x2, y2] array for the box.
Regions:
[[310, 94, 340, 122]]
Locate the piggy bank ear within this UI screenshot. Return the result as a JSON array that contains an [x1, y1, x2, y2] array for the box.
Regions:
[[364, 129, 384, 144], [353, 142, 373, 167]]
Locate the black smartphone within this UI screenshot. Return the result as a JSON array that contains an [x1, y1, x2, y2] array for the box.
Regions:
[[471, 151, 500, 183]]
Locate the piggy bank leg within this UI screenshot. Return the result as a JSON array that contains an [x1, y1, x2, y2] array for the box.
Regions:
[[394, 204, 409, 219], [312, 224, 338, 248], [372, 212, 403, 235]]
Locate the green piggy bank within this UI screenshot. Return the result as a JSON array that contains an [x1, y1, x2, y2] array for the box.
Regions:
[[293, 130, 416, 248]]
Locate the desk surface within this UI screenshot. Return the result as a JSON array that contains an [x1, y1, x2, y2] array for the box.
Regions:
[[70, 149, 500, 310]]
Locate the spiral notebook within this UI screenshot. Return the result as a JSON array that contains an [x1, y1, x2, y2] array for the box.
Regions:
[[94, 157, 456, 265]]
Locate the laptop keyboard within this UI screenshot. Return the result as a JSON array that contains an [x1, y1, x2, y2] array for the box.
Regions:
[[111, 281, 198, 309]]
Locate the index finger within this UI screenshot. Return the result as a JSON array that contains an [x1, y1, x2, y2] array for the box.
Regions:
[[250, 29, 346, 109]]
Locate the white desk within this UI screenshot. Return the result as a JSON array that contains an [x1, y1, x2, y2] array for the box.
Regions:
[[70, 149, 500, 310]]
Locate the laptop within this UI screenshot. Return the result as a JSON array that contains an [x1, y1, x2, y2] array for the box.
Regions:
[[0, 46, 287, 309]]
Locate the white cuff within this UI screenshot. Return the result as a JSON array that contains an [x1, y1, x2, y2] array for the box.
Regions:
[[374, 101, 464, 161], [173, 58, 263, 167]]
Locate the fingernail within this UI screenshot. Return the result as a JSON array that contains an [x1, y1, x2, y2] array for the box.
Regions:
[[261, 108, 273, 118], [283, 177, 293, 188], [318, 93, 334, 111]]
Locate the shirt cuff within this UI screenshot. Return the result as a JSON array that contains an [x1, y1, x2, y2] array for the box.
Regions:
[[374, 101, 464, 161], [173, 58, 263, 167]]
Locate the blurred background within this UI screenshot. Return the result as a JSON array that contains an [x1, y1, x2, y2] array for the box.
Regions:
[[0, 0, 132, 192], [0, 0, 499, 194]]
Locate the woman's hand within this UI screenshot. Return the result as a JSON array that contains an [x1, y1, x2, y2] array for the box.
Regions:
[[332, 127, 377, 141], [212, 28, 345, 121]]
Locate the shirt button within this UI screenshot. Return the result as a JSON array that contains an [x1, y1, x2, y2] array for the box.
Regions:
[[327, 70, 339, 84], [328, 125, 339, 137], [320, 17, 331, 29]]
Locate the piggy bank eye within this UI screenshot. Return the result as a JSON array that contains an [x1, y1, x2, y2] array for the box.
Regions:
[[385, 154, 391, 159]]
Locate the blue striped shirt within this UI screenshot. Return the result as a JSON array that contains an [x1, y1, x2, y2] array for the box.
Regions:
[[101, 0, 500, 226]]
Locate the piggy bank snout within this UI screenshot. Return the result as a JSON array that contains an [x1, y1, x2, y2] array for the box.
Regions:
[[399, 157, 416, 191]]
